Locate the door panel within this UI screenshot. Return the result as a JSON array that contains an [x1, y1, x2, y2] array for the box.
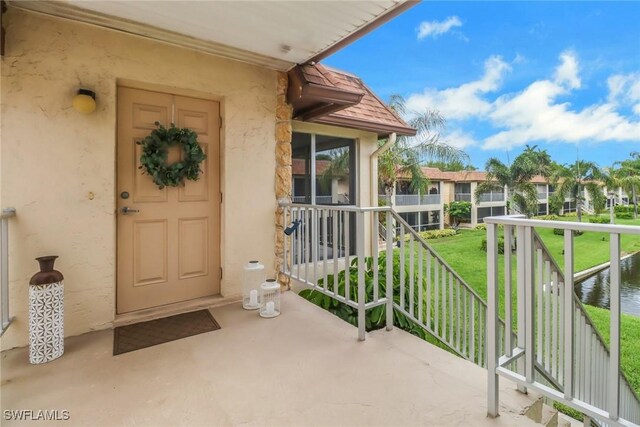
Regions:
[[117, 87, 221, 314]]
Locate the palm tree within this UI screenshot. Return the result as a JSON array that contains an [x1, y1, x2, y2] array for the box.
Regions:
[[475, 145, 552, 217], [613, 152, 640, 219], [551, 161, 603, 222], [378, 95, 467, 201]]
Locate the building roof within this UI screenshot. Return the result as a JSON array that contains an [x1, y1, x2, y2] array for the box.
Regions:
[[399, 167, 552, 184], [288, 64, 416, 138]]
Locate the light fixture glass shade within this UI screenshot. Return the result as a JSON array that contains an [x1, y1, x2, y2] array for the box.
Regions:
[[73, 89, 96, 114]]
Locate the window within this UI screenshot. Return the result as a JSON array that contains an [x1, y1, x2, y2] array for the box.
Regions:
[[477, 206, 505, 223], [292, 132, 357, 258], [292, 132, 356, 205]]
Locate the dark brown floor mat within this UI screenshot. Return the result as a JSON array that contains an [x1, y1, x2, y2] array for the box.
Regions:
[[113, 309, 221, 355]]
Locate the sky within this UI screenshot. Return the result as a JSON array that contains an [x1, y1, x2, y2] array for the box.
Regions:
[[322, 1, 640, 170]]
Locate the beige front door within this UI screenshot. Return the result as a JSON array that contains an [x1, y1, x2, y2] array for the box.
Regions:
[[116, 87, 221, 314]]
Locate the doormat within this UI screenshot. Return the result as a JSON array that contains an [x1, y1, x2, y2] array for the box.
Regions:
[[113, 309, 221, 355]]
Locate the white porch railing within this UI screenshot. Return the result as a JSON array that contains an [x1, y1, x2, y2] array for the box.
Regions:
[[1, 207, 16, 336], [280, 202, 511, 367], [280, 203, 393, 340], [485, 215, 640, 426]]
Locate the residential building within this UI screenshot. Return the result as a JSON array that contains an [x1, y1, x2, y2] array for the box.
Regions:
[[381, 167, 634, 230]]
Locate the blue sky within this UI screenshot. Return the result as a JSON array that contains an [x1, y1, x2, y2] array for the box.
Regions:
[[323, 1, 640, 169]]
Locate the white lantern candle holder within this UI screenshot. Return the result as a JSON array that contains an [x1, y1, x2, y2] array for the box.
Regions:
[[242, 260, 265, 310], [260, 279, 281, 318]]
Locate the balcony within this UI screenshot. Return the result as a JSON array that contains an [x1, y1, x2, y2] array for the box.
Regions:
[[394, 194, 441, 206], [454, 193, 472, 202], [2, 292, 541, 426], [478, 192, 505, 203], [537, 192, 547, 201]]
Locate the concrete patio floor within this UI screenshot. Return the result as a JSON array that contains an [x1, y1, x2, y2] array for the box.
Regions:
[[1, 292, 540, 426]]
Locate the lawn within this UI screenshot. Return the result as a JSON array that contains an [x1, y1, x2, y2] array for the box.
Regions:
[[422, 214, 640, 395], [534, 215, 640, 272]]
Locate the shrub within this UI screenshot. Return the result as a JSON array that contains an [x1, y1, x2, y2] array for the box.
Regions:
[[534, 214, 559, 221], [403, 228, 457, 241], [588, 216, 609, 224], [553, 228, 584, 236], [563, 212, 578, 217], [614, 205, 634, 219], [299, 254, 434, 339], [474, 224, 504, 231]]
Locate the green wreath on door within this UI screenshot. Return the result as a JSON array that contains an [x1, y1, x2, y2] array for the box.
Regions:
[[138, 122, 207, 189]]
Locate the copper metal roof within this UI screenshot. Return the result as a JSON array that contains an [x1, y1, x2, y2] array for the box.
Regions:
[[288, 64, 416, 138]]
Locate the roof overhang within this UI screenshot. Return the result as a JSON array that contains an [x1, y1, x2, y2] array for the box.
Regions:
[[10, 0, 419, 71], [310, 115, 416, 138], [287, 65, 365, 121]]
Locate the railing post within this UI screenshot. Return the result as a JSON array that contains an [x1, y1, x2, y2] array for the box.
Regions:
[[356, 211, 366, 341], [487, 222, 500, 417], [524, 226, 535, 384], [563, 229, 575, 400], [1, 214, 9, 333], [385, 210, 393, 331], [516, 225, 527, 393], [609, 233, 621, 420]]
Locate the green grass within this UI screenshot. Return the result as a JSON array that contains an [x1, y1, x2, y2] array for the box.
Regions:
[[421, 214, 640, 396], [534, 215, 640, 272], [584, 305, 640, 394]]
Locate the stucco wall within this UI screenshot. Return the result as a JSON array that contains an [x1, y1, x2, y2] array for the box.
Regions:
[[1, 9, 277, 349]]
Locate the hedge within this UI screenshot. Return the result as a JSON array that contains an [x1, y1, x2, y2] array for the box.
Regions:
[[402, 228, 457, 241]]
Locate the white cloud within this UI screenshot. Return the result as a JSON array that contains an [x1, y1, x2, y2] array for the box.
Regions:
[[417, 16, 462, 40], [405, 50, 640, 151], [608, 72, 640, 109], [553, 50, 581, 89], [405, 55, 511, 120], [442, 129, 479, 149]]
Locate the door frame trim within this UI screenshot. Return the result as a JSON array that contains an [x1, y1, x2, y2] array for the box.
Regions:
[[115, 80, 225, 316]]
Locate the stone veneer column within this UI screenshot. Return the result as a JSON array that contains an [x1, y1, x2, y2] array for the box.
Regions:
[[275, 72, 293, 288]]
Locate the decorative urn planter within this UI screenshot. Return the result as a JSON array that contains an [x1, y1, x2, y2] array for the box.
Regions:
[[28, 256, 64, 364]]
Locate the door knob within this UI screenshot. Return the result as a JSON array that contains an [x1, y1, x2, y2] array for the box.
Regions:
[[121, 207, 139, 214]]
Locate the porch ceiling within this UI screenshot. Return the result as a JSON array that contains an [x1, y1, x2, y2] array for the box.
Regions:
[[11, 0, 417, 71]]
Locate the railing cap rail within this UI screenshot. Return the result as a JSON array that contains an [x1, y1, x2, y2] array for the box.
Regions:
[[279, 202, 391, 213], [1, 208, 16, 219], [485, 215, 640, 235]]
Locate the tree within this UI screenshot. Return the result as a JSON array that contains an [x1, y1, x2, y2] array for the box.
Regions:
[[319, 148, 349, 194], [475, 145, 552, 217], [551, 160, 603, 222], [377, 95, 468, 200], [612, 152, 640, 219], [424, 160, 477, 172], [445, 201, 471, 230]]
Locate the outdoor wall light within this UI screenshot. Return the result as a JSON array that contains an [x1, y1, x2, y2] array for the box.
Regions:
[[72, 89, 96, 114], [284, 220, 301, 236]]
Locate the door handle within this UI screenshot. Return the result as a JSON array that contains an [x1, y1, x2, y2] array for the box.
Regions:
[[121, 207, 139, 214]]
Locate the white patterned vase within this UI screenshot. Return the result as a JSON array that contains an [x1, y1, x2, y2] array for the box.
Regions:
[[29, 256, 64, 364]]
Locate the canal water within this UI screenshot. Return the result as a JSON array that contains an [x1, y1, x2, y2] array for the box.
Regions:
[[575, 252, 640, 317]]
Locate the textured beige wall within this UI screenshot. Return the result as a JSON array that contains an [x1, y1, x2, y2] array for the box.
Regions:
[[1, 9, 277, 349]]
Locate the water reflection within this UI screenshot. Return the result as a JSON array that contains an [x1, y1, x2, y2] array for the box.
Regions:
[[575, 252, 640, 317]]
